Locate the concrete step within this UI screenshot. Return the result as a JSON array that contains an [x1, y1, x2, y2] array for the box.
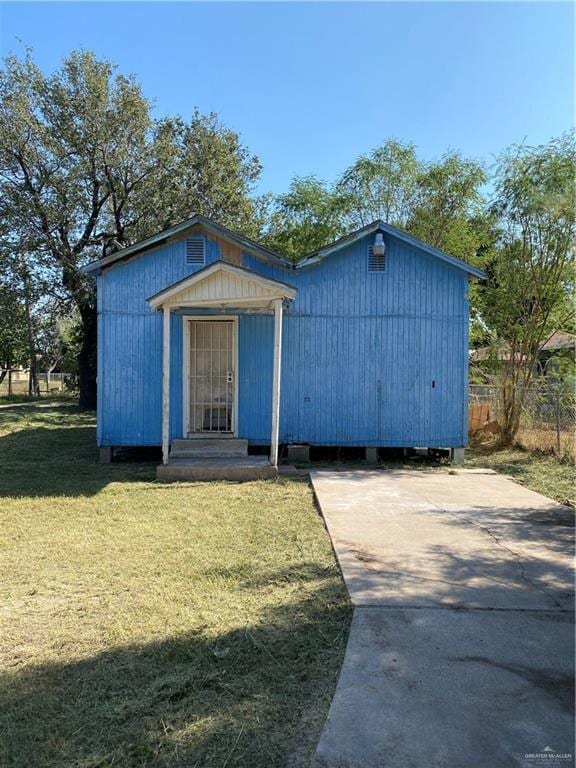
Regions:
[[157, 456, 276, 482], [170, 438, 248, 458]]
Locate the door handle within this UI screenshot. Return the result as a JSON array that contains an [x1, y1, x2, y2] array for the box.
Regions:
[[226, 371, 233, 383]]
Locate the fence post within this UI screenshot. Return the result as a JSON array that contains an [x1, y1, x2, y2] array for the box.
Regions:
[[555, 389, 561, 456]]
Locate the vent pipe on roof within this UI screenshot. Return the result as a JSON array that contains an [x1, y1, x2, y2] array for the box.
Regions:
[[373, 232, 386, 257]]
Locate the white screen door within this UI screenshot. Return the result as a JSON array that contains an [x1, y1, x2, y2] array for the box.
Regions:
[[188, 320, 235, 434]]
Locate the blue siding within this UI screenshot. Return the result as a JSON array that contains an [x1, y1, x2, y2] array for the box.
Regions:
[[238, 314, 274, 442], [98, 236, 220, 446], [247, 234, 469, 446], [97, 228, 469, 448]]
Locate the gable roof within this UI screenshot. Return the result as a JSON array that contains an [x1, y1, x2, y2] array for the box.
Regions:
[[296, 220, 486, 280], [471, 331, 575, 363], [541, 331, 576, 352], [148, 260, 297, 309], [84, 213, 290, 275], [84, 213, 486, 280]]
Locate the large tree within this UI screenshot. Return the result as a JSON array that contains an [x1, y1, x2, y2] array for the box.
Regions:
[[0, 49, 262, 407], [337, 139, 421, 228], [263, 176, 349, 259], [0, 283, 27, 389], [267, 141, 489, 266], [477, 133, 575, 442], [0, 235, 59, 395], [408, 151, 488, 262]]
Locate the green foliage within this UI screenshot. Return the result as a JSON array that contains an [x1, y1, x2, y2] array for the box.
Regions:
[[408, 152, 488, 262], [337, 139, 420, 228], [35, 310, 81, 376], [480, 134, 575, 350], [545, 351, 576, 387], [476, 133, 576, 441], [0, 284, 27, 375], [0, 48, 264, 405], [263, 176, 349, 259], [266, 141, 489, 266], [145, 111, 263, 240], [0, 49, 262, 260]]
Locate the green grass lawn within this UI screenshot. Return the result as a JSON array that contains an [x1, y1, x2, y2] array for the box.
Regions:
[[0, 406, 351, 768], [466, 445, 576, 507], [0, 393, 75, 406]]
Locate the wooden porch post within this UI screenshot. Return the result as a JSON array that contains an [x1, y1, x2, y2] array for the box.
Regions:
[[270, 298, 283, 467], [162, 305, 171, 465]]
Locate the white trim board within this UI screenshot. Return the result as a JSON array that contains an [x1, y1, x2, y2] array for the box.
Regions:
[[149, 261, 296, 309]]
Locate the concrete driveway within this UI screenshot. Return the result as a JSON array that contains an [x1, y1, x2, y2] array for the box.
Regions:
[[311, 469, 575, 768]]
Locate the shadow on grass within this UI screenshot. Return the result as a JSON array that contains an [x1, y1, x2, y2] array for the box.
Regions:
[[0, 567, 351, 768], [0, 406, 155, 498]]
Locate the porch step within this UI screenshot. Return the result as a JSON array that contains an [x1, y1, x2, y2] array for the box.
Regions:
[[157, 456, 277, 482], [170, 438, 248, 458]]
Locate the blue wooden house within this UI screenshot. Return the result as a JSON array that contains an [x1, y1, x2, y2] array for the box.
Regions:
[[85, 214, 484, 479]]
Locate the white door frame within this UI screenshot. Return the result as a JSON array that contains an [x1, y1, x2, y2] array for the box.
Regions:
[[182, 315, 239, 438]]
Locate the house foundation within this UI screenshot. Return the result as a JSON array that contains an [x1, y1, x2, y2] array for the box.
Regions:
[[287, 444, 310, 462], [99, 446, 113, 464], [451, 447, 465, 465], [365, 447, 379, 463]]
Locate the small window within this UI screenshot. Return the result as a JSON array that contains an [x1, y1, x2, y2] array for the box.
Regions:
[[186, 235, 205, 265], [368, 245, 386, 272]]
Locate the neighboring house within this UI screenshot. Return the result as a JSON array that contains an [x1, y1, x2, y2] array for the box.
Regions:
[[470, 331, 576, 380], [85, 214, 485, 479]]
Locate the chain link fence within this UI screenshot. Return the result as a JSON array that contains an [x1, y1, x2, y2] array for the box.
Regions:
[[0, 371, 73, 396], [469, 384, 575, 460]]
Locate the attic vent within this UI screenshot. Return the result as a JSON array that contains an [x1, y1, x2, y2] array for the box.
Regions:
[[186, 236, 205, 265], [368, 245, 386, 272]]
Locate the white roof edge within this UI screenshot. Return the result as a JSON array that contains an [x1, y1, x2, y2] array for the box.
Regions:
[[148, 260, 297, 308]]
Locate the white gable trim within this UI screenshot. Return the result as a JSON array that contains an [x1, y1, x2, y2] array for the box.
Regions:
[[148, 261, 297, 309]]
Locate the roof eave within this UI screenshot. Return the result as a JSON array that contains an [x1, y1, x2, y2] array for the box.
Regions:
[[296, 220, 486, 280], [296, 221, 381, 268], [83, 214, 291, 275], [198, 215, 291, 267]]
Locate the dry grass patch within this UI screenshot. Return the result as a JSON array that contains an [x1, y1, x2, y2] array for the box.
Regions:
[[513, 427, 575, 462], [0, 406, 351, 768]]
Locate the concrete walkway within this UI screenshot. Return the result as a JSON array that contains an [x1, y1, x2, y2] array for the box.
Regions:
[[311, 469, 575, 768]]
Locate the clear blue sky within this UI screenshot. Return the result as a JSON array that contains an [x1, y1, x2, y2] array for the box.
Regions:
[[0, 1, 573, 194]]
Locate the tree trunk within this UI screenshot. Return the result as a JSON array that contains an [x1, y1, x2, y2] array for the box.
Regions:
[[62, 263, 98, 410], [46, 362, 57, 393], [500, 375, 523, 445], [21, 264, 39, 398], [78, 302, 97, 409]]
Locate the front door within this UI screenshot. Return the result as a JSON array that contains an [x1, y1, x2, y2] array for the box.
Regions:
[[187, 319, 236, 435]]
